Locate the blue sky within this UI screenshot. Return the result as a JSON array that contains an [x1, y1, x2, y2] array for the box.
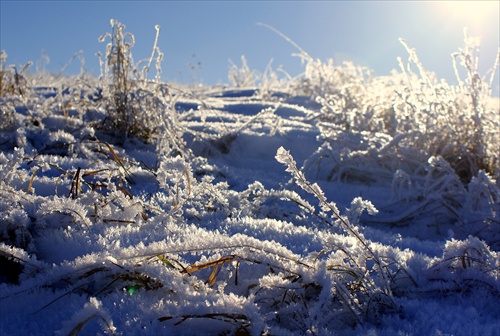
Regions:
[[1, 1, 499, 91]]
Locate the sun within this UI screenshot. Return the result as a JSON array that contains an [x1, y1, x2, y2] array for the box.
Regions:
[[437, 1, 499, 25]]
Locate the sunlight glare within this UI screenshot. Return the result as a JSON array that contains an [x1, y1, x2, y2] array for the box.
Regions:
[[438, 1, 499, 25]]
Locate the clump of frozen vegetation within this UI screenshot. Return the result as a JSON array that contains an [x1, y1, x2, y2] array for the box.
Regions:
[[96, 20, 167, 142], [300, 30, 499, 183], [0, 21, 499, 335]]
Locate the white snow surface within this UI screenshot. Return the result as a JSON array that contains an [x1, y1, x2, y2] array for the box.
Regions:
[[0, 78, 499, 336]]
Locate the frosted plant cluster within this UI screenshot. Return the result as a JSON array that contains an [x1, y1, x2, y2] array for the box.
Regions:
[[0, 21, 499, 335]]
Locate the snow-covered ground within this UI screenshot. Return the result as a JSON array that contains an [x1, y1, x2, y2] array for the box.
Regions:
[[0, 23, 499, 335]]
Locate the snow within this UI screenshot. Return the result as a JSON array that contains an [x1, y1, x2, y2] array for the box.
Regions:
[[1, 27, 499, 335]]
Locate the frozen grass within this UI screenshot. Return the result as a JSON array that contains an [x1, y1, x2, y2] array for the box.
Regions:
[[0, 20, 499, 335]]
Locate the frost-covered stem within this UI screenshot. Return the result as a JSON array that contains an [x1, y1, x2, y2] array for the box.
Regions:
[[143, 24, 161, 81], [276, 147, 396, 300], [0, 50, 7, 96], [399, 38, 434, 101], [487, 48, 500, 94], [461, 29, 484, 164], [256, 22, 312, 64], [155, 47, 164, 83], [275, 147, 374, 257], [114, 243, 314, 269], [452, 52, 465, 91], [335, 283, 364, 326], [397, 56, 413, 93]]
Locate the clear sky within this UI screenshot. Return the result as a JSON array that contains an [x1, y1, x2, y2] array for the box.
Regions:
[[1, 1, 499, 92]]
